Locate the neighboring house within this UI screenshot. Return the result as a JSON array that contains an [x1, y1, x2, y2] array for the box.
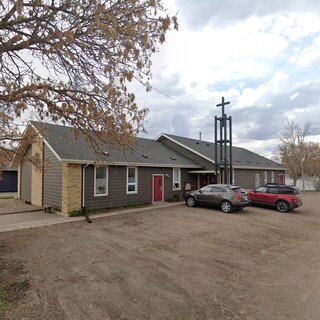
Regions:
[[0, 161, 18, 193], [286, 175, 320, 191], [12, 122, 285, 215]]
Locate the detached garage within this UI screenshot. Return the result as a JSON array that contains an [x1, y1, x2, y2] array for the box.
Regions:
[[0, 162, 18, 192]]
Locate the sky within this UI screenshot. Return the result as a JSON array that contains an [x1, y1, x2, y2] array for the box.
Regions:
[[134, 0, 320, 158]]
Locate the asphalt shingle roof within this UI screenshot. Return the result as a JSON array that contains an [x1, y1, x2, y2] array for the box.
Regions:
[[30, 122, 202, 168], [159, 133, 284, 170], [29, 122, 284, 170]]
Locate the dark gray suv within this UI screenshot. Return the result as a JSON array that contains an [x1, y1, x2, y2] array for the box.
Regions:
[[185, 184, 250, 213]]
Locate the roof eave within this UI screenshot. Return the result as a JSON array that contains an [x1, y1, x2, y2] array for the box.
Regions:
[[61, 159, 202, 168], [233, 165, 285, 170]]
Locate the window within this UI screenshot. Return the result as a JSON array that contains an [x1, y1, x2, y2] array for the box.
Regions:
[[264, 171, 267, 184], [94, 166, 108, 196], [255, 173, 260, 188], [281, 187, 294, 195], [256, 186, 267, 193], [173, 168, 181, 190], [271, 171, 274, 183], [127, 167, 138, 194], [201, 186, 212, 193], [267, 187, 279, 194], [211, 187, 226, 193]]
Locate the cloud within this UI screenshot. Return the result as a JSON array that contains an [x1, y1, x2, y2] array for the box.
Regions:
[[174, 0, 320, 29], [231, 76, 320, 140], [134, 0, 320, 157]]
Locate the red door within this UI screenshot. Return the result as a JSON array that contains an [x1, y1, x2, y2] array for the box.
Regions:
[[153, 175, 163, 202], [200, 174, 216, 188], [279, 174, 285, 185]]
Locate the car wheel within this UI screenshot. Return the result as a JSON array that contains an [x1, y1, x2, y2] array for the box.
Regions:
[[186, 196, 196, 207], [276, 200, 289, 212], [221, 200, 233, 213]]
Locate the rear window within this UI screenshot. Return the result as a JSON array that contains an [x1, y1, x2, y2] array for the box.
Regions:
[[279, 187, 293, 194], [232, 187, 246, 194], [279, 186, 301, 195], [292, 188, 301, 195]]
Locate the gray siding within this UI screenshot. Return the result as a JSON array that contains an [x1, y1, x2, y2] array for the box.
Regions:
[[162, 139, 215, 170], [234, 169, 286, 189], [43, 144, 62, 210], [20, 145, 32, 201], [83, 165, 197, 211]]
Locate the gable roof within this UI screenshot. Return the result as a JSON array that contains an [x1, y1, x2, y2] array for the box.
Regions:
[[1, 161, 17, 171], [157, 133, 284, 171], [29, 122, 202, 168]]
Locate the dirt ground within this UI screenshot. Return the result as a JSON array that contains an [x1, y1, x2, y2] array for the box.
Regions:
[[0, 197, 42, 215], [1, 192, 320, 320]]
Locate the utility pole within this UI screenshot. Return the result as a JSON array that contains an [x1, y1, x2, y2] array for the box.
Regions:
[[215, 97, 233, 184]]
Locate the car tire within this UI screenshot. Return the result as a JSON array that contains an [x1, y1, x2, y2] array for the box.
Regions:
[[186, 196, 196, 207], [221, 200, 233, 213], [276, 200, 289, 212]]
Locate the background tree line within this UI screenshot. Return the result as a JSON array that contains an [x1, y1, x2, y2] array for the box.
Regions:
[[278, 120, 320, 186]]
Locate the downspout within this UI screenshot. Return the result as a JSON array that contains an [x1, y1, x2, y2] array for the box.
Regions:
[[82, 163, 92, 223]]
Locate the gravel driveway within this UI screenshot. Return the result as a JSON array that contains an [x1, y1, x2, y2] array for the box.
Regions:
[[0, 192, 319, 320]]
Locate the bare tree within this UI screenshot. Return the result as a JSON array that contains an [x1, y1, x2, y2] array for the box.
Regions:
[[0, 0, 178, 166], [278, 120, 313, 187], [303, 142, 320, 177]]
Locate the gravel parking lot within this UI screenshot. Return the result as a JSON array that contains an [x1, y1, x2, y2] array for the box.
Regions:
[[1, 192, 320, 320]]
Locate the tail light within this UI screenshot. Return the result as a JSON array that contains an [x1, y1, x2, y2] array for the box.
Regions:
[[235, 193, 241, 201]]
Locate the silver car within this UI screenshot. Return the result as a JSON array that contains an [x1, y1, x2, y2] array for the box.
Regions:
[[185, 184, 250, 213]]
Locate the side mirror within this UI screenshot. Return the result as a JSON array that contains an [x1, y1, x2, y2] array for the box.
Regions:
[[198, 189, 202, 194]]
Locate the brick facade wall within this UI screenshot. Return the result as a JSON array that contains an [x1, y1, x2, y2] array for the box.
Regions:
[[17, 163, 21, 199], [31, 140, 43, 206], [61, 163, 82, 214]]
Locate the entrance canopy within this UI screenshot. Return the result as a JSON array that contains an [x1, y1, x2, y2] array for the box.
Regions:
[[188, 170, 217, 174]]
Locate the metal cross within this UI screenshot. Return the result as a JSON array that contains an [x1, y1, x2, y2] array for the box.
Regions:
[[216, 96, 230, 117]]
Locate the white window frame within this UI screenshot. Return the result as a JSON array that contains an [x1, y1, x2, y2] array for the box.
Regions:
[[127, 167, 138, 194], [264, 171, 268, 184], [173, 168, 181, 191], [94, 166, 108, 197], [255, 173, 260, 188]]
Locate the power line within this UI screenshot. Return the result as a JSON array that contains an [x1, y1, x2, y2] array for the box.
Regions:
[[151, 86, 214, 120]]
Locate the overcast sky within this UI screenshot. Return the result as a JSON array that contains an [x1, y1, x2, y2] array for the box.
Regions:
[[135, 0, 320, 158]]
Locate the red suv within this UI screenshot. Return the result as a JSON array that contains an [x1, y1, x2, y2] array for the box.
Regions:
[[247, 184, 303, 212]]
